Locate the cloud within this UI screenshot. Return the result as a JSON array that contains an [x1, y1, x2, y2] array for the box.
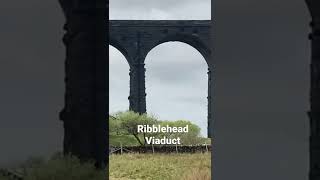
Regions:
[[110, 0, 211, 20]]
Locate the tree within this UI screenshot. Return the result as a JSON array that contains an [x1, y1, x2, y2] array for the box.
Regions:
[[111, 111, 158, 146], [109, 111, 209, 146], [155, 120, 202, 145], [109, 115, 124, 135]]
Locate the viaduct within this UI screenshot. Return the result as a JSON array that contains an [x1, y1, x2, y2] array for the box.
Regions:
[[109, 20, 213, 137]]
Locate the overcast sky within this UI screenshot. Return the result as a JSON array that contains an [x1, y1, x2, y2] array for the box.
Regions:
[[109, 0, 211, 136], [110, 0, 211, 20]]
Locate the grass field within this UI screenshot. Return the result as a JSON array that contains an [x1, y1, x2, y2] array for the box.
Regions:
[[109, 153, 211, 180]]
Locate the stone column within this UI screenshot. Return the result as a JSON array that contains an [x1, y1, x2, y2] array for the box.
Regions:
[[208, 66, 214, 138], [129, 32, 147, 114], [129, 63, 147, 114], [58, 0, 108, 168], [306, 0, 320, 179]]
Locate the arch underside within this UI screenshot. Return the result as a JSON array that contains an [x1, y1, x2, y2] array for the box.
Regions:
[[150, 34, 211, 65], [109, 39, 132, 66], [109, 44, 131, 113]]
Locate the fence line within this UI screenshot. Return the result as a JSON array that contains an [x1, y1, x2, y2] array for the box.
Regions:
[[109, 144, 212, 155]]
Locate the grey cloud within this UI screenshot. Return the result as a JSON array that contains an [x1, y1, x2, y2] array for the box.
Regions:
[[110, 0, 210, 10], [110, 0, 210, 20]]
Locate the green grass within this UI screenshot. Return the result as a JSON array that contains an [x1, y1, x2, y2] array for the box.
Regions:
[[23, 155, 105, 180], [1, 153, 210, 180], [109, 153, 211, 180]]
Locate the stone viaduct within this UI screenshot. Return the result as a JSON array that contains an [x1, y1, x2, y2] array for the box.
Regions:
[[109, 20, 213, 137]]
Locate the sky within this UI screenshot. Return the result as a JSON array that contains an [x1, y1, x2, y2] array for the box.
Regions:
[[110, 0, 211, 20], [109, 0, 211, 136], [0, 0, 312, 179]]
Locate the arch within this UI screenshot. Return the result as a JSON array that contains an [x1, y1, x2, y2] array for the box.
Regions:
[[109, 20, 213, 137], [109, 38, 132, 66], [109, 45, 131, 113], [145, 42, 209, 136], [147, 33, 211, 65]]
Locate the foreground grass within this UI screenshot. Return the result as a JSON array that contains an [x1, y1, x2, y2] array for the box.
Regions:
[[0, 154, 105, 180], [109, 153, 211, 180], [23, 155, 105, 180]]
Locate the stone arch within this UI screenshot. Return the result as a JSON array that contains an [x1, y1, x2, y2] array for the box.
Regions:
[[109, 20, 213, 137], [144, 41, 209, 135], [147, 34, 211, 65], [109, 38, 132, 66], [109, 45, 131, 113]]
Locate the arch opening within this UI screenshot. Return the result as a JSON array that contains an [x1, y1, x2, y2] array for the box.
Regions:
[[151, 34, 211, 64], [145, 42, 209, 137], [109, 45, 130, 114]]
